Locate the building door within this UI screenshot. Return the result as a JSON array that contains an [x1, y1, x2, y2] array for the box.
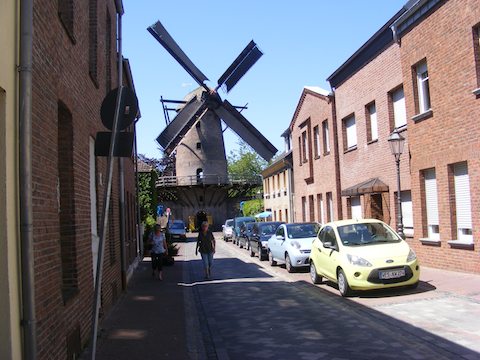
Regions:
[[89, 138, 99, 285], [370, 194, 384, 221]]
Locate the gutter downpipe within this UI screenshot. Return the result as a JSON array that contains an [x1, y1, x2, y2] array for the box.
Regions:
[[133, 120, 143, 257], [19, 0, 37, 358], [89, 4, 124, 359]]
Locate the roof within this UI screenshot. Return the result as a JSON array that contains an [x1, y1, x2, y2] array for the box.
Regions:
[[327, 1, 416, 88], [137, 159, 154, 173], [391, 0, 444, 41], [341, 178, 389, 197], [289, 87, 332, 131], [261, 151, 293, 178]]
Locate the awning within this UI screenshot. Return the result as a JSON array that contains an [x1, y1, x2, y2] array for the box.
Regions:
[[255, 211, 272, 218], [341, 178, 389, 197]]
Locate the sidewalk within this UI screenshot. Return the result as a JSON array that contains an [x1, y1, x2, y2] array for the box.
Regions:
[[93, 241, 202, 360]]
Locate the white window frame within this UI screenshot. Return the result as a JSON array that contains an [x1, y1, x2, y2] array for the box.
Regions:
[[401, 190, 414, 237], [367, 103, 378, 141], [302, 131, 308, 162], [416, 61, 431, 113], [323, 120, 330, 154], [453, 162, 472, 242], [392, 87, 407, 128], [350, 196, 362, 220], [327, 192, 334, 222], [344, 115, 357, 150], [319, 195, 325, 224], [314, 125, 321, 158], [424, 169, 440, 240]]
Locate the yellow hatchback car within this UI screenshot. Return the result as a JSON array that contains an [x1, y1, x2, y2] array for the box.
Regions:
[[310, 219, 420, 297]]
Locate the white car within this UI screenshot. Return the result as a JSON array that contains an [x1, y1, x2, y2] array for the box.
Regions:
[[268, 223, 320, 272], [222, 219, 234, 241]]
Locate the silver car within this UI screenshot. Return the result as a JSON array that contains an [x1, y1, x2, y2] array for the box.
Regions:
[[222, 219, 234, 241], [267, 223, 320, 272]]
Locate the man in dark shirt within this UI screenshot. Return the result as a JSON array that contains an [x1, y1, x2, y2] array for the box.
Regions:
[[196, 221, 216, 280]]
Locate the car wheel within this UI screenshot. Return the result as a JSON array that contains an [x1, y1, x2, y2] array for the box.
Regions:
[[285, 254, 294, 273], [258, 249, 264, 261], [268, 251, 277, 266], [310, 262, 322, 284], [337, 269, 352, 297], [246, 241, 250, 251], [250, 246, 255, 257]]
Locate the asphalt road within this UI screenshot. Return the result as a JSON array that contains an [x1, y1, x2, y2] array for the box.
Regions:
[[182, 233, 480, 360]]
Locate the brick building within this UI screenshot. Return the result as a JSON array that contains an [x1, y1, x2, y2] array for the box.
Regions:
[[391, 0, 480, 273], [289, 87, 342, 224], [327, 9, 413, 236], [30, 0, 140, 358]]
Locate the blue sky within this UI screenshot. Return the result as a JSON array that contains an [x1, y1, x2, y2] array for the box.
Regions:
[[123, 0, 406, 159]]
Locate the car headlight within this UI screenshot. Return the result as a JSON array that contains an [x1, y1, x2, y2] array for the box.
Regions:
[[290, 241, 301, 249], [406, 249, 416, 262], [347, 254, 372, 267]]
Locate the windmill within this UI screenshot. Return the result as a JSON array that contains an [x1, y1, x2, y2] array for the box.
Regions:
[[148, 21, 277, 186]]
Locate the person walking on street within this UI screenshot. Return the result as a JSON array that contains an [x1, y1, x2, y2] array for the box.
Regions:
[[149, 224, 168, 280], [196, 221, 216, 280]]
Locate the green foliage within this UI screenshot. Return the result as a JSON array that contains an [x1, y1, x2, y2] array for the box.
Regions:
[[243, 199, 264, 217], [227, 141, 268, 180]]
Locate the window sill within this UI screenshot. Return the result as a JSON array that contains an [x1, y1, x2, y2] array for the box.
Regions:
[[447, 239, 474, 249], [343, 146, 357, 154], [412, 109, 433, 123], [305, 177, 314, 185], [473, 88, 480, 97], [323, 151, 330, 156], [395, 124, 408, 133], [367, 139, 378, 145], [314, 155, 320, 160], [419, 238, 441, 246]]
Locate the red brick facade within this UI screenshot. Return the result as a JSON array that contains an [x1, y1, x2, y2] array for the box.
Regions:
[[32, 1, 138, 358], [290, 88, 342, 224], [395, 0, 480, 273]]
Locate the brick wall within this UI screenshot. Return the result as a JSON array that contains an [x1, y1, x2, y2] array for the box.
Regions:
[[290, 89, 341, 223], [398, 0, 480, 273], [31, 1, 135, 358], [334, 43, 411, 230]]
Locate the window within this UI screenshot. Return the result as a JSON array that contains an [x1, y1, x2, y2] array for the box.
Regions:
[[285, 209, 289, 223], [298, 136, 302, 166], [105, 11, 112, 93], [301, 131, 308, 162], [326, 192, 333, 222], [473, 25, 480, 88], [343, 115, 357, 151], [350, 196, 362, 219], [279, 210, 282, 222], [391, 87, 407, 129], [309, 195, 315, 222], [301, 196, 307, 222], [273, 210, 277, 221], [58, 0, 75, 42], [196, 142, 202, 150], [415, 60, 431, 113], [322, 120, 330, 155], [196, 168, 203, 184], [88, 0, 98, 85], [423, 168, 439, 240], [452, 162, 472, 242], [401, 191, 414, 237], [317, 194, 325, 224], [58, 101, 78, 302], [313, 125, 320, 158], [366, 102, 378, 142]]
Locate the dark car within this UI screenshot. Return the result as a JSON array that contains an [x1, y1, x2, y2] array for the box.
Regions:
[[238, 222, 255, 249], [232, 216, 255, 245], [249, 222, 285, 260], [166, 220, 187, 241]]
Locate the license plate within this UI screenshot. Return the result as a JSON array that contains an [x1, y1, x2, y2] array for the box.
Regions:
[[379, 269, 405, 279]]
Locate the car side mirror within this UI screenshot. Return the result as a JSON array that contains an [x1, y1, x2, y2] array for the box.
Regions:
[[222, 225, 225, 228], [323, 241, 333, 249], [276, 235, 285, 241]]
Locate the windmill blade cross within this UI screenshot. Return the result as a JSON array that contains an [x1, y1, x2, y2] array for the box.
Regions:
[[148, 21, 209, 90], [214, 100, 277, 161], [217, 41, 263, 93]]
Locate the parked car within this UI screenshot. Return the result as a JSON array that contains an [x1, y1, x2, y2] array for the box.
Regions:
[[222, 219, 234, 241], [309, 219, 420, 297], [249, 222, 284, 260], [167, 220, 187, 241], [238, 222, 255, 249], [268, 222, 320, 272], [232, 216, 255, 245]]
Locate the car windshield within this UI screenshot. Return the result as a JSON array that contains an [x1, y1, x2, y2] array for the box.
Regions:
[[337, 222, 401, 246], [258, 223, 281, 236], [226, 220, 233, 227], [236, 218, 254, 228], [286, 223, 319, 239], [169, 222, 185, 230]]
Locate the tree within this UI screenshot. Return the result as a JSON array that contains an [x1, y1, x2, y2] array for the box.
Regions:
[[137, 155, 159, 223], [243, 199, 264, 217], [227, 141, 268, 180]]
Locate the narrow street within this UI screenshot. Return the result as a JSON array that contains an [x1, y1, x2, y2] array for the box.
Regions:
[[95, 233, 480, 360]]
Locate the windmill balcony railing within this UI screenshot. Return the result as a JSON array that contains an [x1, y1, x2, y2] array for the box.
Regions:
[[156, 174, 263, 187]]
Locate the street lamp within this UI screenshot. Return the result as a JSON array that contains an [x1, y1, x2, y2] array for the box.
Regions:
[[388, 129, 406, 238]]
